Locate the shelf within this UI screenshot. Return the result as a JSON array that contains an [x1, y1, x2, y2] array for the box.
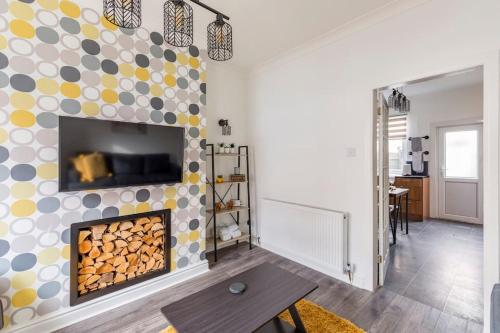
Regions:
[[208, 153, 248, 157], [207, 206, 249, 215], [207, 180, 248, 185], [206, 233, 250, 253]]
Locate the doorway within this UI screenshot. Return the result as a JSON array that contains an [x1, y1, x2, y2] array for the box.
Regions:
[[437, 123, 483, 224], [374, 67, 485, 326]]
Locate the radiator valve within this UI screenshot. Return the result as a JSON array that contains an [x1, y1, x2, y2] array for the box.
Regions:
[[344, 264, 353, 284]]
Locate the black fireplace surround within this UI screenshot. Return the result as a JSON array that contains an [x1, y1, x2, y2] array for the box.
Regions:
[[70, 209, 171, 306]]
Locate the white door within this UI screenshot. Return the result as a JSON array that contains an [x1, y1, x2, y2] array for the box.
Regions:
[[378, 93, 390, 285], [438, 124, 483, 224]]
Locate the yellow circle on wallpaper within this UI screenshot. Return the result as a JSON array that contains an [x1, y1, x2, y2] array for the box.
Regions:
[[12, 289, 37, 308], [11, 200, 36, 217]]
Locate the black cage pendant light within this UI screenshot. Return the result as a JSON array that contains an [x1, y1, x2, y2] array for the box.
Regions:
[[104, 0, 142, 29], [164, 0, 194, 47], [207, 14, 233, 61]]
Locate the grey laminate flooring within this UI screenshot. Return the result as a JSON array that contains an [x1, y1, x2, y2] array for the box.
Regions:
[[56, 219, 483, 333]]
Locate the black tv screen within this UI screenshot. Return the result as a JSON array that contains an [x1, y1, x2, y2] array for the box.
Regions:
[[59, 116, 185, 192]]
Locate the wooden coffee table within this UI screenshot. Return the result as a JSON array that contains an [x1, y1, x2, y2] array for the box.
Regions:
[[161, 262, 318, 333]]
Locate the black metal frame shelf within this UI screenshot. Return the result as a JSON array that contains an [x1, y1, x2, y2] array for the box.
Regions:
[[206, 144, 252, 262]]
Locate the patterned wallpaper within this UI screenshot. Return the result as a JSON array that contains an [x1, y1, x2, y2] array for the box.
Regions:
[[0, 0, 207, 328]]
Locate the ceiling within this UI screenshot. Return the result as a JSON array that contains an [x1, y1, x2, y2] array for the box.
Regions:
[[138, 0, 396, 69], [384, 68, 483, 98]]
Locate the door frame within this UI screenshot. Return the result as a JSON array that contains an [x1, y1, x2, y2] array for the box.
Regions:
[[371, 57, 500, 329], [431, 119, 483, 224], [376, 92, 391, 285]]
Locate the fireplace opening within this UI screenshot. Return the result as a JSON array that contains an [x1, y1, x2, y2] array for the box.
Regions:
[[70, 209, 171, 306]]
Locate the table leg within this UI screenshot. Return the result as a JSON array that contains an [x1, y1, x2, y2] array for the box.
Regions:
[[405, 193, 409, 235], [288, 304, 307, 333], [399, 196, 403, 231]]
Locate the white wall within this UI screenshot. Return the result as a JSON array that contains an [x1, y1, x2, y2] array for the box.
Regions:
[[206, 63, 251, 233], [248, 0, 500, 327], [406, 84, 484, 217], [407, 84, 483, 144]]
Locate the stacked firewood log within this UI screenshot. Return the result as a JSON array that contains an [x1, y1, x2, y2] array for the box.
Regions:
[[77, 216, 165, 295]]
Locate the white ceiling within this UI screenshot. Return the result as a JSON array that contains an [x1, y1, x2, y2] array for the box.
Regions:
[[139, 0, 396, 69], [384, 68, 483, 98]]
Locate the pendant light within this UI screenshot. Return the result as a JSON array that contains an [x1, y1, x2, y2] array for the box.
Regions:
[[388, 88, 411, 113], [103, 0, 142, 29], [104, 0, 233, 62], [164, 0, 194, 47], [207, 14, 233, 61]]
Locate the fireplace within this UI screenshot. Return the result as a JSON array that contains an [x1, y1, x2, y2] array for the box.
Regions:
[[70, 210, 171, 306]]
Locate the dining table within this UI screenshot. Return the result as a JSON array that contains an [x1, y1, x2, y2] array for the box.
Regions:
[[389, 187, 410, 244]]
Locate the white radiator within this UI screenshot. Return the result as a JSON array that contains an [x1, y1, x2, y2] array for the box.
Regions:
[[259, 198, 350, 280]]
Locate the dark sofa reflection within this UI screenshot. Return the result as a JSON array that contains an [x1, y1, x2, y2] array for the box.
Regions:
[[66, 153, 181, 190]]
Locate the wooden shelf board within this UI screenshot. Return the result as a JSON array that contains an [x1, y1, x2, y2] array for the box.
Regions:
[[208, 153, 248, 157], [207, 180, 248, 185], [207, 206, 249, 215], [206, 233, 250, 253]]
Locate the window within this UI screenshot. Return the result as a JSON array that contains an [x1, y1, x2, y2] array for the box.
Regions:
[[388, 115, 407, 176], [445, 129, 479, 179]]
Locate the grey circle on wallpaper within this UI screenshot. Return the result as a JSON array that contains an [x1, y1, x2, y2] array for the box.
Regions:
[[102, 207, 119, 218], [0, 72, 8, 89], [60, 66, 81, 82], [135, 81, 149, 95], [101, 59, 118, 74], [10, 74, 35, 92], [82, 193, 101, 208], [0, 240, 9, 257], [0, 52, 8, 70], [81, 55, 100, 70], [83, 209, 101, 221], [11, 253, 37, 272], [60, 17, 80, 34], [82, 39, 100, 55], [61, 211, 82, 227], [37, 112, 58, 128], [37, 281, 61, 299], [0, 258, 9, 276], [11, 164, 36, 182], [36, 27, 60, 44], [61, 99, 81, 115], [0, 147, 8, 163], [136, 189, 150, 202], [37, 197, 61, 214]]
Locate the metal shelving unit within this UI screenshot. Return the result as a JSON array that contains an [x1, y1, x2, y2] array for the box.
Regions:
[[206, 144, 252, 262]]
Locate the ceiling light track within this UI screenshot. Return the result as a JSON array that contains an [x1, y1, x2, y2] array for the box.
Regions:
[[190, 0, 230, 21], [103, 0, 233, 62]]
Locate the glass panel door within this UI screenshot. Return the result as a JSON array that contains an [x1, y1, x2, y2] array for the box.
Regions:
[[445, 130, 479, 179]]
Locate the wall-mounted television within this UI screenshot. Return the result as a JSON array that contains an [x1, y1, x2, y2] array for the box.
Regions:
[[59, 116, 185, 192]]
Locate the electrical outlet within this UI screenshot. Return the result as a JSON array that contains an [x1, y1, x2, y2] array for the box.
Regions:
[[345, 147, 357, 157]]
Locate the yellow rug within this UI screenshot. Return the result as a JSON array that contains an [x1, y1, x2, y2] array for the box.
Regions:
[[279, 299, 365, 333], [161, 299, 365, 333]]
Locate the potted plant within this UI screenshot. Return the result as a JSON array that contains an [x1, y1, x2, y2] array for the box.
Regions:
[[217, 143, 224, 154], [230, 143, 236, 154]]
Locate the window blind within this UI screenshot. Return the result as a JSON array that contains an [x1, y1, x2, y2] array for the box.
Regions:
[[389, 115, 407, 139]]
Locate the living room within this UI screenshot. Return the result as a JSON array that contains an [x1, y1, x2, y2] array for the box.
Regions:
[[0, 0, 499, 332]]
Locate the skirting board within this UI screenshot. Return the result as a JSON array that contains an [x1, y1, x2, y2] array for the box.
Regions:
[[260, 242, 365, 289], [5, 261, 209, 333]]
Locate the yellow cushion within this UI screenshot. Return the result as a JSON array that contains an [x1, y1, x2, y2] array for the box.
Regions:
[[72, 153, 111, 182], [160, 326, 177, 333]]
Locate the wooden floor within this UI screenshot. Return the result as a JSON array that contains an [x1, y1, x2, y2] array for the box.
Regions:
[[57, 219, 483, 333]]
